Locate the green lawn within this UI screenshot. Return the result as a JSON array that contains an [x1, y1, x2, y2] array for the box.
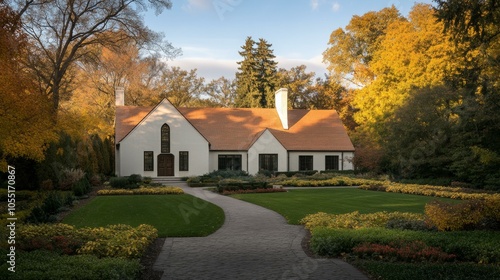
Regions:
[[231, 188, 457, 224], [63, 194, 224, 237]]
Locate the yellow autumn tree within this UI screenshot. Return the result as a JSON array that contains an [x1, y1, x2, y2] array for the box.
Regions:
[[351, 4, 458, 142], [0, 3, 57, 171]]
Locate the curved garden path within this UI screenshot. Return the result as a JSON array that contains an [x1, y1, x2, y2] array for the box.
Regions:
[[153, 184, 369, 280]]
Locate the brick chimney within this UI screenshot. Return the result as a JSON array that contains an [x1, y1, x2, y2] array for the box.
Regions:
[[115, 87, 125, 106], [275, 88, 288, 130]]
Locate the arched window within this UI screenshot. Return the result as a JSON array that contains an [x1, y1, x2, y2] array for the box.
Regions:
[[161, 124, 170, 153]]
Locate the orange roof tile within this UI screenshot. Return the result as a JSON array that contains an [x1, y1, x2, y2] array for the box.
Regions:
[[115, 104, 354, 151]]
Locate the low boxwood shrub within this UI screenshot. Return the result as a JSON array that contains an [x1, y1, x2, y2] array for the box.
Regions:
[[216, 181, 269, 194], [109, 176, 138, 189], [0, 249, 141, 280]]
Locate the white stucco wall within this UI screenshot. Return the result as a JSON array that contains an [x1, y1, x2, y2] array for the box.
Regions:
[[248, 130, 288, 174], [117, 100, 209, 177], [288, 151, 354, 171]]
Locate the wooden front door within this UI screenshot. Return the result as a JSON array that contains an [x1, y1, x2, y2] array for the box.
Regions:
[[158, 154, 174, 176]]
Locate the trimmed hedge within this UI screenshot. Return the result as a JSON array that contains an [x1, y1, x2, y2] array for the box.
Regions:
[[0, 249, 141, 280], [310, 227, 500, 264], [216, 181, 270, 194], [301, 211, 424, 230], [97, 186, 184, 196], [359, 183, 499, 200]]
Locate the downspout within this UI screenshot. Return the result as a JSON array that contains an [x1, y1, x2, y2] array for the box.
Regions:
[[341, 152, 344, 171]]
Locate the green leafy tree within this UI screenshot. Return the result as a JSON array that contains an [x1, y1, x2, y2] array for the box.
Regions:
[[276, 65, 315, 109]]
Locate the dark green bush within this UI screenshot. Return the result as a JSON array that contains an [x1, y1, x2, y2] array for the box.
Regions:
[[72, 177, 92, 196], [354, 260, 500, 280], [205, 170, 249, 178], [310, 227, 500, 264], [216, 181, 270, 193], [0, 249, 141, 280], [109, 177, 135, 189], [128, 174, 142, 184], [386, 218, 434, 231], [274, 171, 318, 177]]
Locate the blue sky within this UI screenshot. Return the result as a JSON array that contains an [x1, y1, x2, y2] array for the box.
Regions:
[[144, 0, 435, 81]]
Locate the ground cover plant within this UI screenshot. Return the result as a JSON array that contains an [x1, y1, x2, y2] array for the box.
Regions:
[[63, 194, 225, 237], [231, 188, 456, 224]]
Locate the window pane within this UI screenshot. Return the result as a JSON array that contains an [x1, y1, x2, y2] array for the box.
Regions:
[[144, 151, 154, 171], [218, 155, 242, 171], [299, 156, 313, 171], [325, 156, 339, 170], [161, 124, 170, 153], [179, 151, 189, 171], [259, 154, 278, 172]]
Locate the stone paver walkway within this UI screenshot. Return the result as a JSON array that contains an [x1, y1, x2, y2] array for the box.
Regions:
[[153, 185, 369, 280]]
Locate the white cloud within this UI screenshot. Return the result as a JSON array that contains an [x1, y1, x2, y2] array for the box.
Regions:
[[331, 2, 340, 12], [311, 0, 319, 10], [183, 0, 212, 12], [165, 55, 328, 82]]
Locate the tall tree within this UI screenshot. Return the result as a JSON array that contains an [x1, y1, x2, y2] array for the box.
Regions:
[[352, 4, 456, 142], [255, 38, 278, 107], [276, 65, 315, 109], [0, 1, 57, 169], [434, 0, 500, 186], [235, 36, 278, 108], [13, 0, 179, 116], [157, 66, 205, 107], [202, 77, 236, 108], [323, 6, 405, 87], [235, 36, 258, 107]]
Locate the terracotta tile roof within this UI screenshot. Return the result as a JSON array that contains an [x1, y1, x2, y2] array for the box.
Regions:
[[115, 104, 354, 151], [115, 106, 154, 142]]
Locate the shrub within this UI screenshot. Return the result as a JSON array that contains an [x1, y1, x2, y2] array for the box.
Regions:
[[352, 240, 457, 262], [109, 177, 137, 189], [142, 176, 153, 184], [216, 181, 270, 193], [97, 186, 184, 195], [128, 174, 142, 184], [301, 211, 424, 230], [58, 168, 85, 190], [359, 182, 498, 200], [309, 227, 500, 263], [17, 223, 158, 259], [386, 218, 433, 231], [222, 188, 287, 195], [72, 177, 92, 196], [0, 249, 141, 280], [425, 198, 500, 231]]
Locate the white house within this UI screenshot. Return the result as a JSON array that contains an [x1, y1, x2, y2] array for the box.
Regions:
[[114, 88, 355, 177]]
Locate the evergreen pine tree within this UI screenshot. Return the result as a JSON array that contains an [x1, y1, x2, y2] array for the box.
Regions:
[[256, 38, 278, 108], [235, 37, 258, 107], [235, 37, 278, 108]]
